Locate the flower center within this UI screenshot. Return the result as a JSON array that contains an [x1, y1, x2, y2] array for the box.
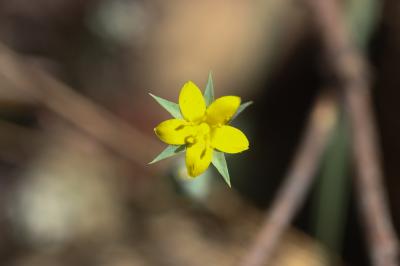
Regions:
[[197, 122, 210, 135], [184, 122, 211, 147]]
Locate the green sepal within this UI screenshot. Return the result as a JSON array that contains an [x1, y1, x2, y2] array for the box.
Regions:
[[149, 93, 182, 119], [231, 101, 253, 121], [212, 151, 231, 187], [204, 72, 214, 106], [149, 145, 186, 164]]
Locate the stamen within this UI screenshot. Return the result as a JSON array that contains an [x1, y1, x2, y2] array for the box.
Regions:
[[185, 136, 195, 145]]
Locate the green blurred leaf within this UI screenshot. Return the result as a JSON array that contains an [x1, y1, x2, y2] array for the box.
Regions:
[[231, 101, 253, 121], [313, 113, 350, 258], [176, 170, 212, 202], [149, 145, 185, 164], [346, 0, 381, 49], [149, 93, 182, 119], [204, 72, 214, 106], [212, 151, 231, 187]]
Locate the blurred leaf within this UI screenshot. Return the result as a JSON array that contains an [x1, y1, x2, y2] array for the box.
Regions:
[[313, 113, 350, 258], [346, 0, 381, 49], [176, 169, 212, 202], [204, 72, 214, 106], [231, 101, 253, 121], [149, 145, 185, 164], [149, 93, 182, 119], [212, 151, 231, 187]]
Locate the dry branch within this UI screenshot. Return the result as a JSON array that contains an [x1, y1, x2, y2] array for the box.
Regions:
[[0, 43, 161, 169], [306, 1, 399, 265], [240, 91, 337, 266]]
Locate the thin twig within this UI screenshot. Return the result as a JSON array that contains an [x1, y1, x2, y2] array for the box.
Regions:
[[0, 43, 161, 169], [240, 91, 337, 266], [306, 1, 399, 265]]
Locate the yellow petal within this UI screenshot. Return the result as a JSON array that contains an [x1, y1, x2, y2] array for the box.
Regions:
[[211, 125, 249, 153], [186, 138, 213, 177], [179, 81, 206, 122], [154, 119, 193, 145], [206, 96, 241, 125]]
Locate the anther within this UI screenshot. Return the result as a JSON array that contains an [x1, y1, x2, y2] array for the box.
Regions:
[[185, 136, 195, 145]]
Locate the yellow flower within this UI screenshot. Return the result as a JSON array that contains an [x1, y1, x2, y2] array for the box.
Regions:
[[154, 81, 249, 177]]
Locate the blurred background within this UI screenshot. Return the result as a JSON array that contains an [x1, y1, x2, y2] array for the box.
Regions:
[[0, 0, 399, 265]]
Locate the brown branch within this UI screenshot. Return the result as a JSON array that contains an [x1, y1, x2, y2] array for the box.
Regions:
[[306, 1, 399, 265], [0, 43, 161, 169], [240, 91, 337, 266]]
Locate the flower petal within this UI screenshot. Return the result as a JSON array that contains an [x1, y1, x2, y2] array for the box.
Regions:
[[154, 119, 193, 145], [179, 81, 206, 122], [186, 138, 213, 177], [211, 125, 249, 153], [206, 96, 241, 125]]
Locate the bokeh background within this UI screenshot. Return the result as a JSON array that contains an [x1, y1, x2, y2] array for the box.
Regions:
[[0, 0, 399, 265]]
